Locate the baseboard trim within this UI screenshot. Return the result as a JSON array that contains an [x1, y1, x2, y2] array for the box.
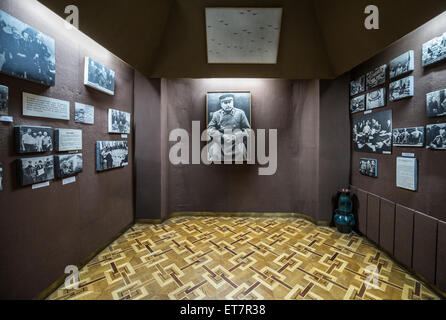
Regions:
[[136, 212, 330, 227], [34, 221, 134, 300]]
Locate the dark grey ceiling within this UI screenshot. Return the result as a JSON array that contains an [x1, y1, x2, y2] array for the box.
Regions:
[[37, 0, 446, 79]]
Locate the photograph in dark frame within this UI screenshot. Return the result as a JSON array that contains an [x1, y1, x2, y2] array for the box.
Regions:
[[350, 75, 365, 96], [54, 153, 83, 179], [17, 155, 54, 187], [14, 125, 53, 154], [96, 141, 129, 172], [350, 95, 365, 114], [84, 57, 115, 95], [422, 32, 446, 67], [353, 109, 392, 154], [108, 109, 131, 134], [0, 85, 8, 115], [389, 50, 414, 79], [360, 158, 378, 178], [426, 89, 446, 118], [0, 10, 56, 86], [426, 123, 446, 150], [393, 127, 425, 147], [366, 64, 387, 90], [389, 76, 414, 102], [366, 88, 386, 110]]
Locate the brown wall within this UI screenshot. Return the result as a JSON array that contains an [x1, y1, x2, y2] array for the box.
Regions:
[[0, 0, 134, 299], [160, 79, 321, 218], [349, 12, 446, 293]]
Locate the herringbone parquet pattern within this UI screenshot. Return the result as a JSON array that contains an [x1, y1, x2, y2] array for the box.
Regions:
[[48, 217, 440, 300]]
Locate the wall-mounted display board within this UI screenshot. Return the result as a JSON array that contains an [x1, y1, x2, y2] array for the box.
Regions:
[[350, 95, 365, 114], [96, 141, 129, 172], [426, 89, 446, 117], [0, 10, 56, 86], [205, 8, 283, 64], [396, 157, 418, 191], [206, 91, 252, 162], [360, 158, 378, 178], [426, 123, 446, 150], [353, 109, 392, 154], [54, 129, 82, 152], [422, 32, 446, 67], [350, 75, 365, 96], [366, 88, 386, 110], [23, 93, 70, 120], [393, 127, 424, 147], [84, 57, 115, 95], [108, 109, 131, 134], [54, 153, 83, 179], [75, 103, 95, 124], [0, 162, 3, 191], [366, 64, 387, 90], [389, 76, 414, 102], [0, 85, 8, 115], [14, 125, 53, 153], [17, 155, 54, 187], [389, 50, 414, 79]]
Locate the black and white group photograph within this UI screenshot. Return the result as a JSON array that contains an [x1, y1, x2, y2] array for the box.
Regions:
[[0, 10, 56, 86], [389, 50, 414, 79], [55, 153, 83, 179], [14, 125, 53, 153], [350, 95, 365, 113], [84, 57, 115, 95], [206, 92, 251, 161], [426, 123, 446, 150], [350, 75, 365, 96], [0, 162, 3, 191], [108, 109, 131, 134], [366, 64, 387, 90], [366, 88, 386, 110], [359, 158, 378, 178], [353, 110, 392, 154], [393, 127, 425, 147], [17, 155, 54, 187], [75, 103, 95, 125], [426, 89, 446, 117], [96, 141, 129, 172], [389, 76, 414, 102], [422, 32, 446, 67], [0, 84, 8, 115]]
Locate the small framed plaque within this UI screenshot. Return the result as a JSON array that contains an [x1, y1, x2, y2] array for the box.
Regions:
[[396, 157, 418, 191]]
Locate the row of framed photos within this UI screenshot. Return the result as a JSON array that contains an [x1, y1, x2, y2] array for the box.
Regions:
[[0, 9, 116, 95], [359, 157, 418, 192]]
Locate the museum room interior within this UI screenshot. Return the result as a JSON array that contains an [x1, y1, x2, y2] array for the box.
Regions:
[[0, 0, 445, 302]]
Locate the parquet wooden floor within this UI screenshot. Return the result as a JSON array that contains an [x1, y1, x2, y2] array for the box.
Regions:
[[48, 217, 440, 300]]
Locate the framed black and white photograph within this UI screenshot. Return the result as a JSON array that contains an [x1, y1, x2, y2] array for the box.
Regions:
[[350, 95, 365, 114], [0, 85, 8, 115], [108, 109, 131, 134], [353, 109, 392, 154], [426, 89, 446, 118], [54, 153, 83, 179], [0, 162, 3, 191], [0, 10, 56, 86], [17, 155, 54, 187], [393, 127, 425, 147], [84, 57, 115, 95], [426, 123, 446, 150], [96, 141, 129, 172], [389, 76, 414, 102], [350, 76, 365, 96], [396, 157, 418, 191], [54, 129, 82, 152], [206, 91, 252, 162], [366, 88, 386, 110], [366, 64, 387, 90], [360, 158, 378, 178], [75, 103, 95, 124], [389, 50, 414, 79], [14, 125, 53, 154], [422, 32, 446, 67]]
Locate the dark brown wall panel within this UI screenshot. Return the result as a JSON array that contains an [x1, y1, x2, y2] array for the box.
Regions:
[[356, 189, 368, 234], [379, 199, 396, 255], [437, 221, 446, 292], [394, 205, 414, 268], [413, 212, 438, 284], [0, 1, 134, 299], [366, 194, 380, 244]]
